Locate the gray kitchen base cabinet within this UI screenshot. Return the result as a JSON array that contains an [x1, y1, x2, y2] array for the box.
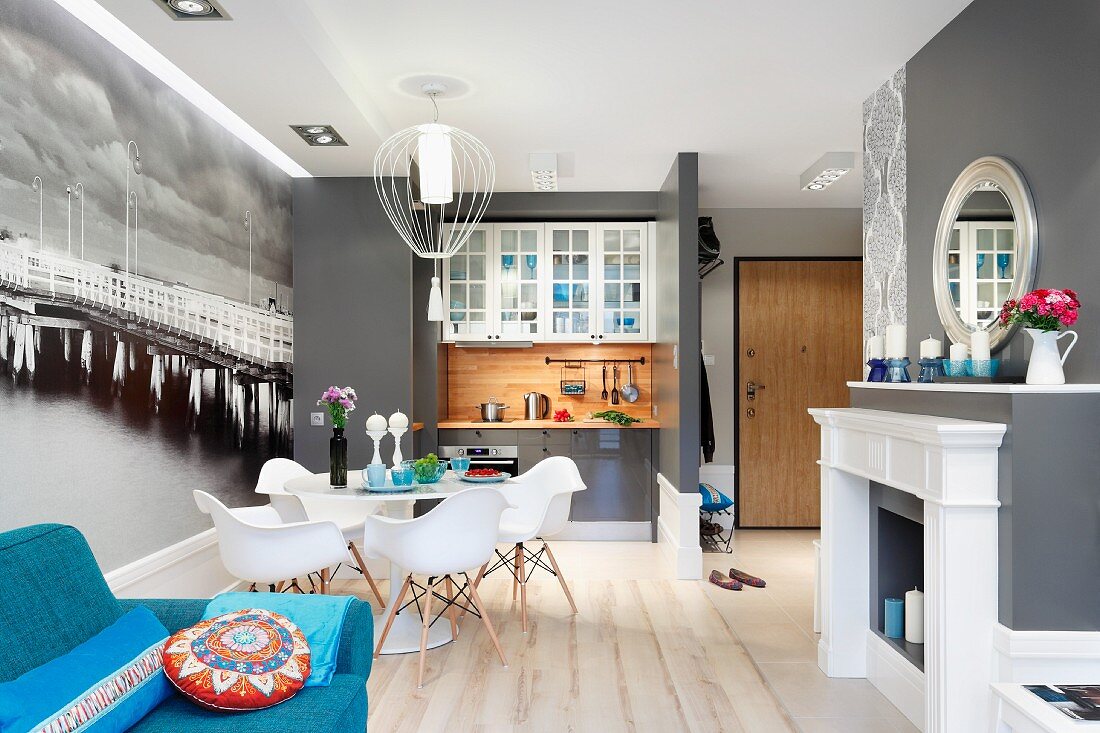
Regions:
[[511, 428, 655, 523], [568, 429, 653, 522]]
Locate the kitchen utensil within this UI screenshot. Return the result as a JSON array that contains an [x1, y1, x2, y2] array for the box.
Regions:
[[523, 392, 551, 420], [460, 471, 511, 484], [621, 362, 639, 403], [610, 365, 621, 405], [601, 365, 609, 400], [476, 397, 509, 422]]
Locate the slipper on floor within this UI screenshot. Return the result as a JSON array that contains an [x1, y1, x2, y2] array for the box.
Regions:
[[708, 570, 743, 591], [728, 568, 766, 588]]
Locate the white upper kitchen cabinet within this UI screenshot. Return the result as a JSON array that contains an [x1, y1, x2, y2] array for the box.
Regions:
[[443, 221, 652, 343]]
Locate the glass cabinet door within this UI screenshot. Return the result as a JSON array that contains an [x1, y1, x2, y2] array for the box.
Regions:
[[597, 223, 647, 340], [546, 225, 595, 340], [443, 226, 490, 339], [493, 225, 543, 339]]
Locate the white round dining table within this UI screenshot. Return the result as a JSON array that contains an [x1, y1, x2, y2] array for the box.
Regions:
[[283, 469, 513, 655]]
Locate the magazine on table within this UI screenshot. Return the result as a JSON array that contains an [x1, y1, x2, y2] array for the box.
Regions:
[[1026, 685, 1100, 721]]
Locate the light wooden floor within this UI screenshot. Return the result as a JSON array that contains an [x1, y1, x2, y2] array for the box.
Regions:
[[332, 542, 795, 733]]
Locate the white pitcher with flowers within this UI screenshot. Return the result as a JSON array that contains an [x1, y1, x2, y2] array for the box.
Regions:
[[999, 288, 1081, 385]]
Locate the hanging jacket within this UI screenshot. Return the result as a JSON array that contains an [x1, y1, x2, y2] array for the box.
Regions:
[[701, 354, 715, 463]]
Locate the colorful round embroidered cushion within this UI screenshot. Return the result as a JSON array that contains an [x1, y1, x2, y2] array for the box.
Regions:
[[162, 608, 311, 711]]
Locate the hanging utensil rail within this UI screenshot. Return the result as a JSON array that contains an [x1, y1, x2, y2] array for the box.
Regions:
[[544, 356, 646, 365]]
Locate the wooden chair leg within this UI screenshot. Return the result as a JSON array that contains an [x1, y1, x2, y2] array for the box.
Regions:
[[319, 567, 330, 595], [518, 541, 528, 633], [543, 541, 578, 614], [512, 543, 521, 601], [275, 580, 285, 593], [417, 578, 434, 689], [468, 577, 508, 668], [247, 583, 257, 592], [374, 576, 411, 658], [348, 540, 386, 609], [444, 575, 459, 640]]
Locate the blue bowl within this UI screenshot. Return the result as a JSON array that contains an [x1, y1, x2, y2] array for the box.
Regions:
[[450, 457, 471, 473], [968, 359, 1001, 378]]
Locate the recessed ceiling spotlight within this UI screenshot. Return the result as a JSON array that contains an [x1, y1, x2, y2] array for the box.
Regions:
[[801, 152, 855, 191], [157, 0, 230, 20], [529, 152, 558, 192], [290, 125, 348, 147]]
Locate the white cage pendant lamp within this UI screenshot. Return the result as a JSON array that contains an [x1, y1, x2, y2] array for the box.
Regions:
[[373, 82, 495, 321]]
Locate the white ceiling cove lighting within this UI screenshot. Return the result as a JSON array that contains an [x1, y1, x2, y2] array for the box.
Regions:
[[529, 152, 558, 191], [801, 152, 855, 191], [373, 82, 495, 323]]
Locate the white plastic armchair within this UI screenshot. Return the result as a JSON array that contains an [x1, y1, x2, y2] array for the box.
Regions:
[[361, 487, 511, 577], [255, 457, 379, 537], [499, 455, 587, 542], [194, 490, 351, 589], [474, 456, 587, 632]]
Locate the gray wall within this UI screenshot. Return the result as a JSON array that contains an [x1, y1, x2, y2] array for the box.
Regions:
[[292, 178, 414, 471], [655, 153, 701, 492], [700, 208, 862, 464], [906, 0, 1100, 379]]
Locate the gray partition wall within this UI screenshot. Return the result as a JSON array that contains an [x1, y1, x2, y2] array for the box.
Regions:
[[292, 177, 415, 472], [655, 153, 701, 493]]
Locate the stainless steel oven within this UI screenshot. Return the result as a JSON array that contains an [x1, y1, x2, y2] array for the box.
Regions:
[[438, 445, 519, 476]]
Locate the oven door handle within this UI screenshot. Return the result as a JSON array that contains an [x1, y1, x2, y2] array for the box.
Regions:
[[466, 459, 516, 465]]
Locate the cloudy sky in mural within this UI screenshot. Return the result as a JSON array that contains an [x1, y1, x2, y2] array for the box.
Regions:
[[0, 0, 292, 305]]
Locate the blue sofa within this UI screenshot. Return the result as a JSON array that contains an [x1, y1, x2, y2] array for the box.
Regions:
[[0, 524, 372, 731]]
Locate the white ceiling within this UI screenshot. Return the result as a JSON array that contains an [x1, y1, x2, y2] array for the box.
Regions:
[[91, 0, 971, 207]]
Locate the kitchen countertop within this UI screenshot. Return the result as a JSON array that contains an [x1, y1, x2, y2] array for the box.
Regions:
[[437, 419, 659, 429]]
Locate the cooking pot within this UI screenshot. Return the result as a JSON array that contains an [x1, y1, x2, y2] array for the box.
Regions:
[[476, 397, 509, 422]]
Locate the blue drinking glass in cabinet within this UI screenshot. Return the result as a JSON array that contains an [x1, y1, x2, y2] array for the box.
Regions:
[[997, 253, 1010, 279], [976, 253, 986, 276]]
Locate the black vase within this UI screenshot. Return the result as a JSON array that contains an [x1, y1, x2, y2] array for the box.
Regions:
[[330, 427, 348, 487]]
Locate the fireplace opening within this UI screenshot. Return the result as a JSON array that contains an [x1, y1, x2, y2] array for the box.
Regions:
[[869, 483, 924, 671]]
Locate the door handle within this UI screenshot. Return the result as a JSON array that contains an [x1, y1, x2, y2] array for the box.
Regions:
[[746, 381, 765, 401]]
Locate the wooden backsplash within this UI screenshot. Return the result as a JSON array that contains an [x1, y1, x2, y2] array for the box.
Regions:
[[445, 343, 653, 421]]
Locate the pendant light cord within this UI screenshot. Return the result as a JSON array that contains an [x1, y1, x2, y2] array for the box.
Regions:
[[428, 92, 440, 123]]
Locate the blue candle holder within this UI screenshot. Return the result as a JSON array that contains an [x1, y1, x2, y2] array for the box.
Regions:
[[885, 597, 904, 638], [918, 357, 944, 383], [884, 357, 912, 383], [866, 358, 888, 382]]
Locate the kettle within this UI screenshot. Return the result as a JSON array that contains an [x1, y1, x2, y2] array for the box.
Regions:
[[523, 392, 551, 420]]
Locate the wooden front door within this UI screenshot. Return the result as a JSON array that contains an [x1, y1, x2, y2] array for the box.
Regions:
[[737, 260, 862, 527]]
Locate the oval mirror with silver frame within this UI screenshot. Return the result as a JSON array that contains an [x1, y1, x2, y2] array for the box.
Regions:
[[932, 156, 1038, 354]]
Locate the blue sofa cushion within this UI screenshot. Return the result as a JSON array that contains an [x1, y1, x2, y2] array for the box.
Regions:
[[204, 593, 353, 687], [0, 524, 124, 680], [0, 606, 171, 733], [128, 674, 367, 733]]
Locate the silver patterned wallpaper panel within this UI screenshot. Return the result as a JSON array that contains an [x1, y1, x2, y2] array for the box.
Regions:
[[863, 67, 907, 345]]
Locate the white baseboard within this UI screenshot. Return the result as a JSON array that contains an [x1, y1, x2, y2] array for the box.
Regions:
[[866, 631, 925, 731], [656, 472, 702, 579], [995, 623, 1100, 682], [105, 528, 239, 599]]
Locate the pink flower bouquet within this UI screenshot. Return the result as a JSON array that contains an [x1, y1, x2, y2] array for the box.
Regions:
[[317, 385, 357, 428], [999, 288, 1080, 332]]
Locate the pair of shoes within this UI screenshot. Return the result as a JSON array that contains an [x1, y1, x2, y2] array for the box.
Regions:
[[699, 518, 722, 536], [728, 568, 765, 588], [708, 569, 742, 590]]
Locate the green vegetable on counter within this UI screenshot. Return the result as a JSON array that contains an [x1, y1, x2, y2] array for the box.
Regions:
[[591, 410, 642, 426]]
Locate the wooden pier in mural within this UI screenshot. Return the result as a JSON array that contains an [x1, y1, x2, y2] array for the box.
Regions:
[[0, 242, 293, 450]]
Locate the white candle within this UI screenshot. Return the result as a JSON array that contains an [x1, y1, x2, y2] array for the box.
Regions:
[[867, 335, 885, 361], [885, 324, 907, 359], [970, 330, 991, 362], [904, 587, 924, 644], [366, 412, 387, 432], [949, 341, 969, 362], [919, 334, 942, 360], [388, 410, 409, 429]]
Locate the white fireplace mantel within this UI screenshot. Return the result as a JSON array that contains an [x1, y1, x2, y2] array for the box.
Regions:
[[809, 408, 1006, 733]]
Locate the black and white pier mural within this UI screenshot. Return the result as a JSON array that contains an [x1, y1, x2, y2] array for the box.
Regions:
[[0, 0, 294, 567]]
